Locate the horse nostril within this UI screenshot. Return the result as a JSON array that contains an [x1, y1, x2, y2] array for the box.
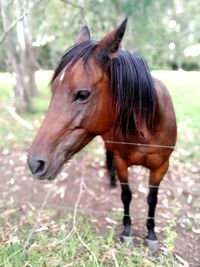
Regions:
[[35, 160, 46, 174], [28, 156, 48, 177]]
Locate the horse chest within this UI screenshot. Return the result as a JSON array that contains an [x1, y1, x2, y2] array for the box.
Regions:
[[120, 148, 165, 169], [128, 150, 146, 166]]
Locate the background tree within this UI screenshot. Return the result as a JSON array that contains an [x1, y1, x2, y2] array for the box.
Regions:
[[0, 0, 39, 113], [0, 0, 200, 113]]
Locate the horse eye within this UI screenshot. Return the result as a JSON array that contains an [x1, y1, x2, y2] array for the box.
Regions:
[[74, 90, 90, 101]]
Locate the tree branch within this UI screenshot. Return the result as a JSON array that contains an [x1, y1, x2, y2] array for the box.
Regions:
[[6, 106, 33, 130], [60, 0, 84, 9], [0, 0, 41, 43]]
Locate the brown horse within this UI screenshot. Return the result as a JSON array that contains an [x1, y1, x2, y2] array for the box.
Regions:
[[28, 19, 177, 250]]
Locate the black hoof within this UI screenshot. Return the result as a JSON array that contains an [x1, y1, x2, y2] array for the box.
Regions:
[[120, 235, 134, 247], [145, 239, 159, 251]]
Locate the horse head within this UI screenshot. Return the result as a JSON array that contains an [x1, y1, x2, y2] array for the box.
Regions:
[[28, 19, 127, 180]]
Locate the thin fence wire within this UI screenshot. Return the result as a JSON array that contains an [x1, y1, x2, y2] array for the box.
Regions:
[[0, 180, 59, 267], [22, 178, 58, 254], [1, 172, 198, 225], [1, 198, 198, 224], [105, 140, 175, 149], [54, 163, 99, 266], [0, 158, 71, 267], [0, 141, 199, 267]]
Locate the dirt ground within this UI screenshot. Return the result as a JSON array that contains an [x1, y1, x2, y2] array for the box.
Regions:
[[0, 138, 200, 266]]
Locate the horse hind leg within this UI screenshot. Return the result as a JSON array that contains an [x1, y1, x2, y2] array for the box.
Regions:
[[146, 160, 169, 251], [106, 150, 117, 186]]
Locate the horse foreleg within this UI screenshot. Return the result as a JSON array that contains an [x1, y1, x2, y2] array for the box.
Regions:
[[114, 155, 133, 245], [120, 182, 133, 244], [146, 160, 169, 251], [106, 150, 117, 186]]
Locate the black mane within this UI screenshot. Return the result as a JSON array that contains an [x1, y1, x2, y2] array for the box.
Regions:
[[51, 40, 98, 83], [110, 50, 157, 135], [51, 40, 157, 135]]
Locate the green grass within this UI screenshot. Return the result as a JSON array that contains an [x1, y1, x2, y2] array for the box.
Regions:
[[152, 70, 200, 159], [0, 71, 51, 147], [0, 211, 177, 267], [0, 73, 15, 100], [153, 71, 200, 130]]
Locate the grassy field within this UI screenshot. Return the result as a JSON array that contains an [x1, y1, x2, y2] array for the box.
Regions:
[[153, 71, 200, 130], [0, 71, 52, 147], [0, 71, 199, 266], [153, 71, 200, 159], [0, 210, 179, 267]]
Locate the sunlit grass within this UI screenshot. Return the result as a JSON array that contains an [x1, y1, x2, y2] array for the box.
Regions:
[[0, 73, 15, 100], [0, 71, 51, 147], [152, 70, 200, 130], [0, 211, 178, 267], [152, 70, 200, 158]]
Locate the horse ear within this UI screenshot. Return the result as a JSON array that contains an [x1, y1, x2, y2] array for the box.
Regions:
[[75, 25, 90, 44], [96, 18, 128, 64]]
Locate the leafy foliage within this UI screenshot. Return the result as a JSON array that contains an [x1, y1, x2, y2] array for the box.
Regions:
[[1, 0, 200, 71]]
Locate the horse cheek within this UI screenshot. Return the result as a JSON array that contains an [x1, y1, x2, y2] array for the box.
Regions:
[[85, 101, 114, 135]]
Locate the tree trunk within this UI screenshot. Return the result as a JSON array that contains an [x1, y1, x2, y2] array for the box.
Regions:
[[0, 0, 37, 113]]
